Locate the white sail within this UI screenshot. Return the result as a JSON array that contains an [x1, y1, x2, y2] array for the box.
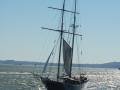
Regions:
[[63, 39, 72, 76]]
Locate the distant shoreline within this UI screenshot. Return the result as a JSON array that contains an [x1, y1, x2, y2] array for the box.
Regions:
[[0, 60, 120, 68]]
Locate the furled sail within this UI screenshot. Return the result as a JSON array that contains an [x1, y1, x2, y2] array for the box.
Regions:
[[63, 39, 72, 76]]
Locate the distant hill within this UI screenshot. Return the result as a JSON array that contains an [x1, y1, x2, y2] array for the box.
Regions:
[[0, 60, 120, 68], [0, 60, 43, 65], [73, 62, 120, 68]]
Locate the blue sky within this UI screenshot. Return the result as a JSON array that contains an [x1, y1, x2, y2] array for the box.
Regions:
[[0, 0, 120, 64]]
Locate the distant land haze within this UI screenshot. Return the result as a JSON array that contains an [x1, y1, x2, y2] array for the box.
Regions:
[[0, 60, 120, 68]]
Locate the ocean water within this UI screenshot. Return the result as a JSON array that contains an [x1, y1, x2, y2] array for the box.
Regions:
[[0, 64, 120, 90]]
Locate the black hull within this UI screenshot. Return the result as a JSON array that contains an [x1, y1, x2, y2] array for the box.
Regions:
[[41, 77, 87, 90], [41, 77, 64, 90]]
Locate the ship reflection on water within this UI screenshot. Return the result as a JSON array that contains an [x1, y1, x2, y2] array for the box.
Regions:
[[0, 65, 120, 90]]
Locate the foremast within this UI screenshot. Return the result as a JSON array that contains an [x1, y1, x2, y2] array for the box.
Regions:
[[57, 0, 66, 81]]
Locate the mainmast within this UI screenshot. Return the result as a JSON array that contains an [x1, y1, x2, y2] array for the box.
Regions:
[[57, 0, 66, 81]]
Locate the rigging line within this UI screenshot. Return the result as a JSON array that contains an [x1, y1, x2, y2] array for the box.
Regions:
[[76, 36, 81, 73], [57, 11, 62, 30], [49, 35, 61, 76], [66, 0, 73, 43], [43, 35, 60, 75], [42, 47, 54, 74], [39, 29, 52, 68], [67, 8, 73, 44]]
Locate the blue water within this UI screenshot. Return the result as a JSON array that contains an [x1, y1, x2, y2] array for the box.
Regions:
[[0, 65, 120, 90]]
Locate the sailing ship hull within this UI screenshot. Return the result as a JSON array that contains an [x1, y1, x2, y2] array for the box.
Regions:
[[41, 77, 64, 90], [64, 83, 84, 90], [41, 77, 85, 90]]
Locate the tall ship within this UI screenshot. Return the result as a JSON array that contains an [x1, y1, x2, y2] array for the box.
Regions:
[[39, 0, 88, 90]]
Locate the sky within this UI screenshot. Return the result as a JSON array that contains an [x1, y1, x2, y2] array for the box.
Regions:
[[0, 0, 120, 64]]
